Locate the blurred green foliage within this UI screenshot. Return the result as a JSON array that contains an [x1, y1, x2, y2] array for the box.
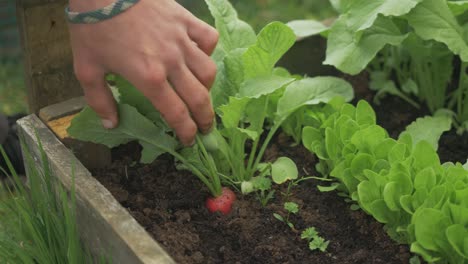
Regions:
[[0, 0, 26, 115], [180, 0, 336, 31], [0, 62, 27, 115]]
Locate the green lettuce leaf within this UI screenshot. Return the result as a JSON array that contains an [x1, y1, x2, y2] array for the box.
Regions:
[[325, 15, 408, 74], [447, 1, 468, 16], [243, 22, 296, 79], [407, 0, 468, 62], [286, 20, 328, 40], [400, 115, 452, 150], [345, 0, 423, 31], [205, 0, 256, 53], [276, 77, 354, 121]]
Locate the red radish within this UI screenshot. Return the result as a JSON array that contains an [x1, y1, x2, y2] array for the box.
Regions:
[[205, 187, 236, 215]]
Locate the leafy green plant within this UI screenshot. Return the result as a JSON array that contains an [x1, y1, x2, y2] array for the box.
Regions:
[[274, 202, 330, 253], [280, 175, 318, 201], [273, 201, 299, 230], [252, 178, 275, 207], [302, 100, 468, 263], [68, 0, 354, 212], [0, 145, 109, 263], [206, 0, 354, 186], [301, 227, 330, 252], [274, 201, 330, 253], [240, 165, 275, 206], [288, 0, 468, 132], [180, 0, 337, 32]]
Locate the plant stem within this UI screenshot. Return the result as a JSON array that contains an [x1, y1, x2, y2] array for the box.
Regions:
[[393, 89, 420, 109], [144, 137, 219, 196], [228, 131, 246, 183], [250, 122, 282, 179], [196, 135, 222, 196], [246, 97, 269, 180], [456, 61, 468, 125]]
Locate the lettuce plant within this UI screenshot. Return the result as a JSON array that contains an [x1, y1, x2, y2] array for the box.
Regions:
[[288, 0, 468, 132], [302, 100, 468, 263], [68, 0, 354, 204]]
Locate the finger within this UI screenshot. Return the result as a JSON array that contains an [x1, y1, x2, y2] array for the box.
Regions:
[[169, 66, 214, 134], [185, 44, 217, 89], [187, 18, 219, 56], [74, 65, 118, 129], [133, 75, 197, 146]]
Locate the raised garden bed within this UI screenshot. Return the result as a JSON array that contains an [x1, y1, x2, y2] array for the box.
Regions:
[[20, 1, 468, 263], [20, 78, 468, 263]]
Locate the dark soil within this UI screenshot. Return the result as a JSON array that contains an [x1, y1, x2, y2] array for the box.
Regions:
[[346, 73, 468, 164], [94, 137, 411, 264], [371, 96, 468, 163], [91, 73, 468, 264]]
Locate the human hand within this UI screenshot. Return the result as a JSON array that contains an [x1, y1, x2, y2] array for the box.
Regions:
[[68, 0, 218, 146]]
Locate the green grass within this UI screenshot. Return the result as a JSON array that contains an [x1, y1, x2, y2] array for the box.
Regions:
[[0, 61, 27, 115], [0, 144, 109, 263]]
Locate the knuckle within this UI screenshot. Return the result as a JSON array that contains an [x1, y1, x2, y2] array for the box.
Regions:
[[199, 26, 219, 52], [177, 124, 197, 145], [172, 29, 187, 44], [170, 106, 190, 124], [163, 46, 183, 68], [185, 123, 197, 138], [200, 61, 217, 86], [199, 116, 214, 131], [141, 66, 166, 87], [207, 28, 219, 46], [169, 108, 197, 143], [74, 63, 99, 86], [191, 92, 211, 109], [196, 22, 219, 44]]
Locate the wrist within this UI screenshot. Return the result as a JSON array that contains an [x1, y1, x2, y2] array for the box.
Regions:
[[66, 0, 140, 24]]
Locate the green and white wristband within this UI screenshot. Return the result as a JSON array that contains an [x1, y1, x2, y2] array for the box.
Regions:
[[66, 0, 140, 24]]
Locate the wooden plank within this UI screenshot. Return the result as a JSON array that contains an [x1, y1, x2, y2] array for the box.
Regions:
[[16, 0, 82, 113], [38, 96, 86, 122], [18, 115, 175, 264], [38, 97, 112, 169]]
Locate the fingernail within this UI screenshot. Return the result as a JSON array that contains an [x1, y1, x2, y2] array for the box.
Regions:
[[202, 123, 215, 134], [101, 119, 115, 129], [187, 139, 196, 147], [202, 128, 212, 135]]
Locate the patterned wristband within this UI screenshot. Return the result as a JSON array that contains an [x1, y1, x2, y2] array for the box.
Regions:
[[66, 0, 140, 24]]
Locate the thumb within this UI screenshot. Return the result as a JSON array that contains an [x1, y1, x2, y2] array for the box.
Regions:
[[75, 66, 118, 129]]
